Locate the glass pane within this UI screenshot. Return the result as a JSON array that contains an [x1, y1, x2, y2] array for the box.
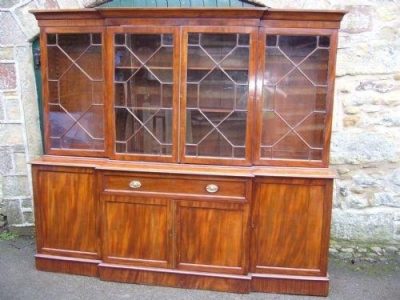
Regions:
[[114, 33, 174, 156], [185, 33, 250, 159], [46, 33, 104, 151], [260, 35, 330, 161]]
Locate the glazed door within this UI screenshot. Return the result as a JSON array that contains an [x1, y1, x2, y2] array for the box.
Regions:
[[180, 27, 257, 166], [251, 178, 332, 276], [254, 28, 338, 167], [108, 26, 180, 162], [41, 27, 106, 157], [175, 200, 249, 275]]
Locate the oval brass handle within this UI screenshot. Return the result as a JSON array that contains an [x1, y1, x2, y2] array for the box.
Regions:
[[206, 184, 219, 193], [129, 180, 142, 189]]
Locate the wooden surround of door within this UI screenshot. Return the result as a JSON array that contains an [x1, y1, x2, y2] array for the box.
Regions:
[[30, 8, 345, 296]]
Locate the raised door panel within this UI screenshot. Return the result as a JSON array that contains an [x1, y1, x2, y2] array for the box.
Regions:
[[254, 28, 338, 167], [180, 26, 257, 166], [103, 196, 172, 268], [42, 28, 106, 157], [252, 178, 332, 276], [109, 26, 180, 162], [176, 200, 249, 275], [33, 166, 98, 259]]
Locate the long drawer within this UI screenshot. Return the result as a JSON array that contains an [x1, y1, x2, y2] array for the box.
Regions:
[[101, 172, 250, 201]]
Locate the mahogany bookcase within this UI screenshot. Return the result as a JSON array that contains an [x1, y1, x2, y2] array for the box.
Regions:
[[30, 8, 345, 296]]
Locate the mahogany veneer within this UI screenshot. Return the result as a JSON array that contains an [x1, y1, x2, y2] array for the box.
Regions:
[[31, 7, 345, 297]]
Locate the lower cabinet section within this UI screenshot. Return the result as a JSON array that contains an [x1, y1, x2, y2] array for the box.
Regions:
[[32, 164, 333, 296]]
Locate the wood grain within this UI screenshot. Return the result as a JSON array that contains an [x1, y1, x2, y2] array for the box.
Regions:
[[33, 165, 98, 259], [102, 195, 172, 268], [251, 178, 331, 276], [176, 200, 249, 275]]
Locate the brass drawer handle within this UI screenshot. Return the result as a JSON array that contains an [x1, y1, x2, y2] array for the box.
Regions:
[[129, 180, 142, 189], [206, 184, 219, 193]]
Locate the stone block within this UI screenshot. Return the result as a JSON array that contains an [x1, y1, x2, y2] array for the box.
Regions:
[[0, 93, 5, 121], [373, 193, 400, 208], [21, 198, 32, 208], [2, 175, 30, 198], [347, 195, 369, 209], [14, 1, 39, 41], [15, 47, 43, 158], [0, 47, 14, 60], [0, 147, 13, 175], [81, 0, 108, 7], [23, 211, 33, 223], [341, 6, 373, 34], [0, 124, 24, 145], [57, 0, 81, 9], [5, 97, 21, 122], [381, 113, 400, 127], [36, 0, 59, 9], [331, 131, 398, 165], [0, 0, 20, 9], [14, 152, 27, 174], [3, 200, 22, 225], [0, 63, 16, 89], [331, 208, 395, 242], [0, 12, 27, 46]]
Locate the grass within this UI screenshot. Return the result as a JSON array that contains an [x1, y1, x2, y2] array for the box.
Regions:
[[0, 231, 18, 241]]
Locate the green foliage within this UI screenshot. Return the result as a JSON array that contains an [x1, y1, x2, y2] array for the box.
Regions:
[[0, 231, 18, 241]]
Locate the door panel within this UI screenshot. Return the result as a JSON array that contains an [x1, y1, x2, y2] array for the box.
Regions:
[[103, 196, 172, 268], [42, 28, 106, 157], [180, 26, 257, 166], [109, 26, 180, 162], [252, 178, 332, 276], [254, 28, 337, 167], [33, 166, 98, 259], [176, 200, 249, 274]]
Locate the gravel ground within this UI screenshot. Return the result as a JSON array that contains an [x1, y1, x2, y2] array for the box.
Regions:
[[0, 236, 399, 300]]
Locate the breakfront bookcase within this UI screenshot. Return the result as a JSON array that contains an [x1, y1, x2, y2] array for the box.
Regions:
[[30, 7, 345, 296]]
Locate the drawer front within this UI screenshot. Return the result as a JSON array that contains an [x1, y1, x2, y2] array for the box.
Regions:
[[102, 173, 249, 200]]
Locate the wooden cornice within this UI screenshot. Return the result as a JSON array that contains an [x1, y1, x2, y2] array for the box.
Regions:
[[30, 8, 347, 26]]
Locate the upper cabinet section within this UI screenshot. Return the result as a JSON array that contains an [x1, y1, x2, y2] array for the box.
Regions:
[[32, 8, 346, 167]]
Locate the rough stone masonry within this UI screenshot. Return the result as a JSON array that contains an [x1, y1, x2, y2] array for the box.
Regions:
[[0, 0, 399, 255]]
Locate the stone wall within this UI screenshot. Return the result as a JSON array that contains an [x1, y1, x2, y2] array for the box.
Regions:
[[0, 0, 399, 246]]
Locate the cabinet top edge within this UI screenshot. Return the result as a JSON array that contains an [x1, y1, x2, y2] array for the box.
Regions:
[[30, 8, 347, 23], [30, 156, 338, 179]]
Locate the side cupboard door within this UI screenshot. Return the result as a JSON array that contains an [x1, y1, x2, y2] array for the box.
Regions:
[[251, 177, 333, 276]]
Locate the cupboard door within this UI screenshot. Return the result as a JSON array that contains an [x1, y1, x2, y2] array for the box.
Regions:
[[176, 200, 249, 275], [254, 29, 338, 167], [103, 195, 172, 268], [43, 28, 105, 156], [110, 27, 180, 162], [33, 166, 98, 259], [180, 27, 257, 166], [251, 178, 332, 276]]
